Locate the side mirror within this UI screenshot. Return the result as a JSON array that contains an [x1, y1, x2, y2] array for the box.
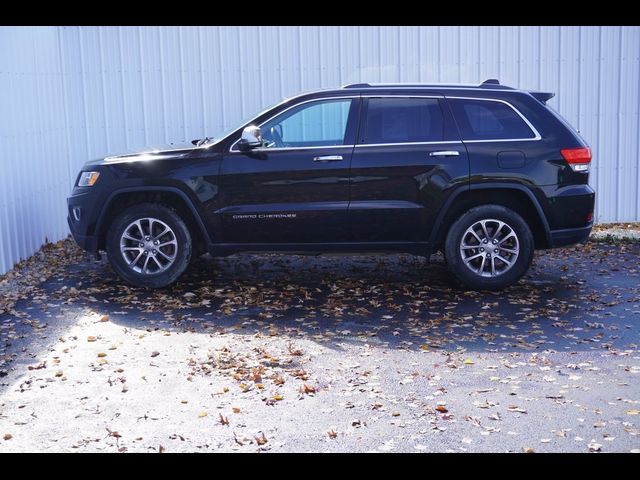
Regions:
[[239, 125, 262, 149]]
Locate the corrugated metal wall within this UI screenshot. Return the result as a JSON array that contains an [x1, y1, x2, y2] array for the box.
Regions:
[[1, 26, 639, 274]]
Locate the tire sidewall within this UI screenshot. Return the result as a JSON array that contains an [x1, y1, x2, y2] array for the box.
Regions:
[[106, 204, 192, 288], [445, 205, 534, 291]]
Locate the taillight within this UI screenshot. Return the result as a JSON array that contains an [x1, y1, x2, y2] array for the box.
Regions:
[[561, 147, 592, 172]]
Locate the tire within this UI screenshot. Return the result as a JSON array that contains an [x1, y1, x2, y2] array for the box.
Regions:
[[105, 203, 192, 288], [444, 204, 534, 291]]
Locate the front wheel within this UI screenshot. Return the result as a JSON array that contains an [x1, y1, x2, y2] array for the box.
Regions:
[[106, 203, 192, 288], [444, 205, 534, 291]]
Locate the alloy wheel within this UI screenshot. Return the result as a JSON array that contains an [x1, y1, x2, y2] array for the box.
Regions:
[[119, 217, 178, 274], [459, 218, 520, 277]]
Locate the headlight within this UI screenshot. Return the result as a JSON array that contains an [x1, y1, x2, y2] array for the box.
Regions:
[[77, 171, 100, 187]]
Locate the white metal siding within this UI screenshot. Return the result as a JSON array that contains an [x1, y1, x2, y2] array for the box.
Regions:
[[1, 26, 639, 274]]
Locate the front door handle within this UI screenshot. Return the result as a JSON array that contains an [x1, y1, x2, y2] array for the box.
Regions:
[[429, 150, 460, 157], [313, 155, 343, 162]]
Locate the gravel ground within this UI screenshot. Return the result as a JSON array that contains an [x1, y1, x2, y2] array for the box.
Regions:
[[0, 236, 639, 453]]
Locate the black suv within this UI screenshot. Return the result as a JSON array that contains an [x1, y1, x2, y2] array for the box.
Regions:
[[67, 79, 595, 290]]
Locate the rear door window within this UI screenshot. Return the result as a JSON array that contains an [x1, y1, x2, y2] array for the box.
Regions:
[[363, 98, 445, 144], [448, 98, 537, 141]]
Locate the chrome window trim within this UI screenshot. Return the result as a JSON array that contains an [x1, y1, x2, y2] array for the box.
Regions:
[[446, 96, 542, 143], [237, 144, 357, 153], [355, 140, 463, 148], [227, 93, 540, 152], [228, 96, 359, 153]]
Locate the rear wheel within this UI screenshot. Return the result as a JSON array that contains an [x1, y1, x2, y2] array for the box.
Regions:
[[106, 203, 192, 288], [444, 205, 534, 291]]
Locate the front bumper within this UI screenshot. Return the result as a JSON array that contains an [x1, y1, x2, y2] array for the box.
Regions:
[[67, 186, 104, 253], [67, 215, 99, 252], [549, 223, 593, 248]]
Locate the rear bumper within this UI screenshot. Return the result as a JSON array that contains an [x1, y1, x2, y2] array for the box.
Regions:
[[67, 215, 99, 252], [549, 223, 593, 248]]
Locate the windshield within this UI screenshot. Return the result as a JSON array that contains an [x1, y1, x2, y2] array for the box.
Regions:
[[195, 99, 287, 148]]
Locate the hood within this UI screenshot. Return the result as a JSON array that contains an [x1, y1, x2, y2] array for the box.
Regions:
[[84, 142, 205, 167]]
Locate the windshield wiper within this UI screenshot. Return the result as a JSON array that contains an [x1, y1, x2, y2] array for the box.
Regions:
[[192, 137, 213, 147]]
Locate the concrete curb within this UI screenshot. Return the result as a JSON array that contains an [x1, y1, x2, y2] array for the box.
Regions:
[[590, 228, 640, 242]]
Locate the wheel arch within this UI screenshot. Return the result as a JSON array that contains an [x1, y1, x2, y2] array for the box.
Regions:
[[95, 187, 212, 254], [430, 183, 552, 250]]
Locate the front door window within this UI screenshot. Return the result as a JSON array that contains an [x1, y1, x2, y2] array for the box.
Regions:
[[260, 99, 353, 149]]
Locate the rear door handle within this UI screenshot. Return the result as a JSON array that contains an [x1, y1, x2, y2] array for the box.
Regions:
[[313, 155, 343, 162], [429, 150, 460, 157]]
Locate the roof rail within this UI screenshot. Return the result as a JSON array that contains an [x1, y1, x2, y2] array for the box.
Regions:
[[342, 80, 516, 90], [479, 79, 515, 90], [343, 83, 371, 89]]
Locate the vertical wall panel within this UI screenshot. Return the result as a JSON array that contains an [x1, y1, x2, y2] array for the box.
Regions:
[[1, 25, 639, 274], [1, 27, 71, 273]]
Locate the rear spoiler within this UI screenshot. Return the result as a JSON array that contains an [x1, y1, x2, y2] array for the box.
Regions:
[[529, 91, 555, 103]]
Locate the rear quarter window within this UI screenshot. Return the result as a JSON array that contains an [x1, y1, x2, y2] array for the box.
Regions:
[[448, 98, 537, 141]]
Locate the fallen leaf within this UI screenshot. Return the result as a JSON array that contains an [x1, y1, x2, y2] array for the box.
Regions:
[[435, 405, 448, 413], [328, 429, 338, 439], [232, 407, 241, 414], [588, 441, 602, 452], [300, 384, 317, 394], [507, 406, 527, 414], [626, 410, 640, 415], [29, 360, 47, 370], [97, 352, 107, 358], [255, 433, 268, 446], [99, 315, 109, 322], [392, 411, 401, 417], [287, 342, 303, 356], [3, 433, 12, 441], [54, 370, 63, 377], [463, 359, 475, 365], [87, 336, 97, 342], [522, 447, 535, 453], [272, 394, 284, 402], [198, 411, 208, 418]]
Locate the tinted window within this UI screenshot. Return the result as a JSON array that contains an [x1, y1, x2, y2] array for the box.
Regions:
[[449, 98, 536, 140], [260, 99, 352, 148], [363, 98, 444, 144]]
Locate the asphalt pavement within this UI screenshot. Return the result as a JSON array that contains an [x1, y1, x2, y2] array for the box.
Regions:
[[0, 239, 639, 452]]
